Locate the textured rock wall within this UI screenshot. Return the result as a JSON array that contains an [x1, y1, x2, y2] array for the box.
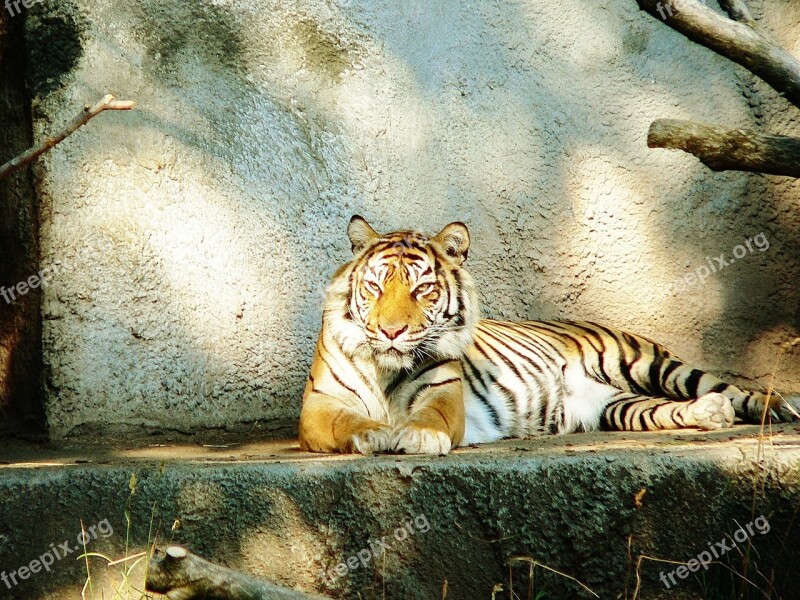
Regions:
[[23, 0, 800, 437]]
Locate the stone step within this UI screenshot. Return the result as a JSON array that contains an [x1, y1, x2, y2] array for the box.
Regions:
[[1, 425, 798, 600]]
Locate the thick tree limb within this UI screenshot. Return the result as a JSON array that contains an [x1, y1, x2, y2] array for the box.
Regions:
[[636, 0, 800, 109], [638, 0, 800, 177], [146, 545, 332, 600], [648, 119, 800, 177], [0, 94, 135, 182]]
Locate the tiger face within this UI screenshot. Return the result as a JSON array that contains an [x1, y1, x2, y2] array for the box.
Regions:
[[323, 216, 480, 371]]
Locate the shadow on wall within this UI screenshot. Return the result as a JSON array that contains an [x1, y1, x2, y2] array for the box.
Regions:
[[25, 2, 85, 97], [0, 9, 44, 436]]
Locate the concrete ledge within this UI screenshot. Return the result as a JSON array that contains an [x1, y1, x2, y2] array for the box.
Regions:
[[2, 425, 800, 599]]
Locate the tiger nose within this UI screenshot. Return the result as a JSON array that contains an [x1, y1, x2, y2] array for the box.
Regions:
[[380, 324, 408, 340]]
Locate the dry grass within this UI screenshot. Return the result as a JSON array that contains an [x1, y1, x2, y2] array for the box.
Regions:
[[80, 474, 157, 600], [626, 338, 800, 600]]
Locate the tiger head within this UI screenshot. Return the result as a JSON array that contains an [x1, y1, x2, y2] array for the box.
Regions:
[[323, 216, 480, 371]]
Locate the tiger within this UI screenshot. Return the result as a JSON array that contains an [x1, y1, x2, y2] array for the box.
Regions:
[[298, 216, 800, 455]]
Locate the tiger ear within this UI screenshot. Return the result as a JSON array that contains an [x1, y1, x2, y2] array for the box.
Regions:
[[347, 215, 380, 254], [434, 222, 470, 264]]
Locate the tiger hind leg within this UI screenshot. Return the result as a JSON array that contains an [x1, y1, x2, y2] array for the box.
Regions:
[[650, 360, 800, 423], [606, 343, 800, 424], [571, 322, 800, 425], [601, 391, 735, 431]]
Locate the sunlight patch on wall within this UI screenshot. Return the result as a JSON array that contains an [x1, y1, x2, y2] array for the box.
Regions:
[[564, 149, 723, 323], [70, 165, 271, 343]]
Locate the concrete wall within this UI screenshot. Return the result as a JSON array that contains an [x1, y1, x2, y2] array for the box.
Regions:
[[23, 0, 800, 437], [3, 435, 800, 600]]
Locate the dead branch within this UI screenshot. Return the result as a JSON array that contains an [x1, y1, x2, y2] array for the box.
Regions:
[[637, 0, 800, 177], [145, 545, 332, 600], [0, 94, 135, 182], [648, 119, 800, 177], [636, 0, 800, 109]]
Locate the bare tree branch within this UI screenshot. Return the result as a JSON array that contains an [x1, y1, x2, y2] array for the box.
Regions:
[[146, 545, 333, 600], [648, 119, 800, 177], [637, 0, 800, 177], [636, 0, 800, 109], [0, 94, 135, 182]]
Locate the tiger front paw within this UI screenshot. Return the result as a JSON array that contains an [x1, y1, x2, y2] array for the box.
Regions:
[[346, 424, 393, 455], [391, 425, 452, 456]]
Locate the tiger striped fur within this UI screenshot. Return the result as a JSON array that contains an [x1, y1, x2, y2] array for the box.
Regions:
[[298, 216, 800, 455]]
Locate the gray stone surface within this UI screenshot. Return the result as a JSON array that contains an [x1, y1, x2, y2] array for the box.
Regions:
[[18, 0, 800, 436], [1, 426, 800, 599]]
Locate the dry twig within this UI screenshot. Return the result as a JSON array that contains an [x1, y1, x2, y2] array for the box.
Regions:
[[0, 94, 135, 182], [146, 545, 331, 600]]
